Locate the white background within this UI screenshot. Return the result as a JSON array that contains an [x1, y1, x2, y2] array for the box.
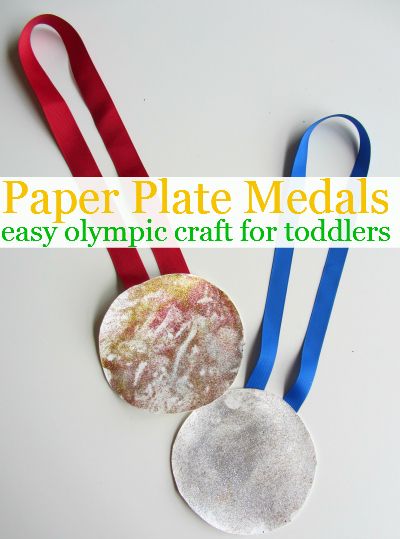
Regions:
[[1, 1, 399, 538]]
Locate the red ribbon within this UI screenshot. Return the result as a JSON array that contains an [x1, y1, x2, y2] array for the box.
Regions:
[[18, 13, 189, 288]]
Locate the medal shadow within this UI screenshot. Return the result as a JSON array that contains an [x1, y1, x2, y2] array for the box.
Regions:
[[92, 276, 125, 369]]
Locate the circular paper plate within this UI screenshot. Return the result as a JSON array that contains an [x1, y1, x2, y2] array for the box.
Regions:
[[99, 274, 244, 413], [172, 388, 316, 534]]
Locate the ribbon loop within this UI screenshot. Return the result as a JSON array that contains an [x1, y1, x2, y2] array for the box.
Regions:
[[246, 114, 371, 411], [18, 14, 189, 287]]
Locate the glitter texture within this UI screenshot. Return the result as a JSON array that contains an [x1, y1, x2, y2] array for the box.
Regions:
[[172, 389, 317, 534], [99, 274, 244, 413]]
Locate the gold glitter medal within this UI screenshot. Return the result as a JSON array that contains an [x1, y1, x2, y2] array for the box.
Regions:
[[18, 15, 246, 415], [99, 274, 244, 413]]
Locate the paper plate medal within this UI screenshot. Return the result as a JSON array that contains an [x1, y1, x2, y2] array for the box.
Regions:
[[99, 273, 243, 413], [18, 15, 244, 414], [172, 114, 371, 533]]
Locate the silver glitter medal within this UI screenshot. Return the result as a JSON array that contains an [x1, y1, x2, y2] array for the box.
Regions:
[[172, 389, 316, 534], [99, 274, 244, 413], [172, 114, 370, 533]]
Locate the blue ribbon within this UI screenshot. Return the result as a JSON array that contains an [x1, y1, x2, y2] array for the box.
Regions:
[[245, 114, 371, 412]]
